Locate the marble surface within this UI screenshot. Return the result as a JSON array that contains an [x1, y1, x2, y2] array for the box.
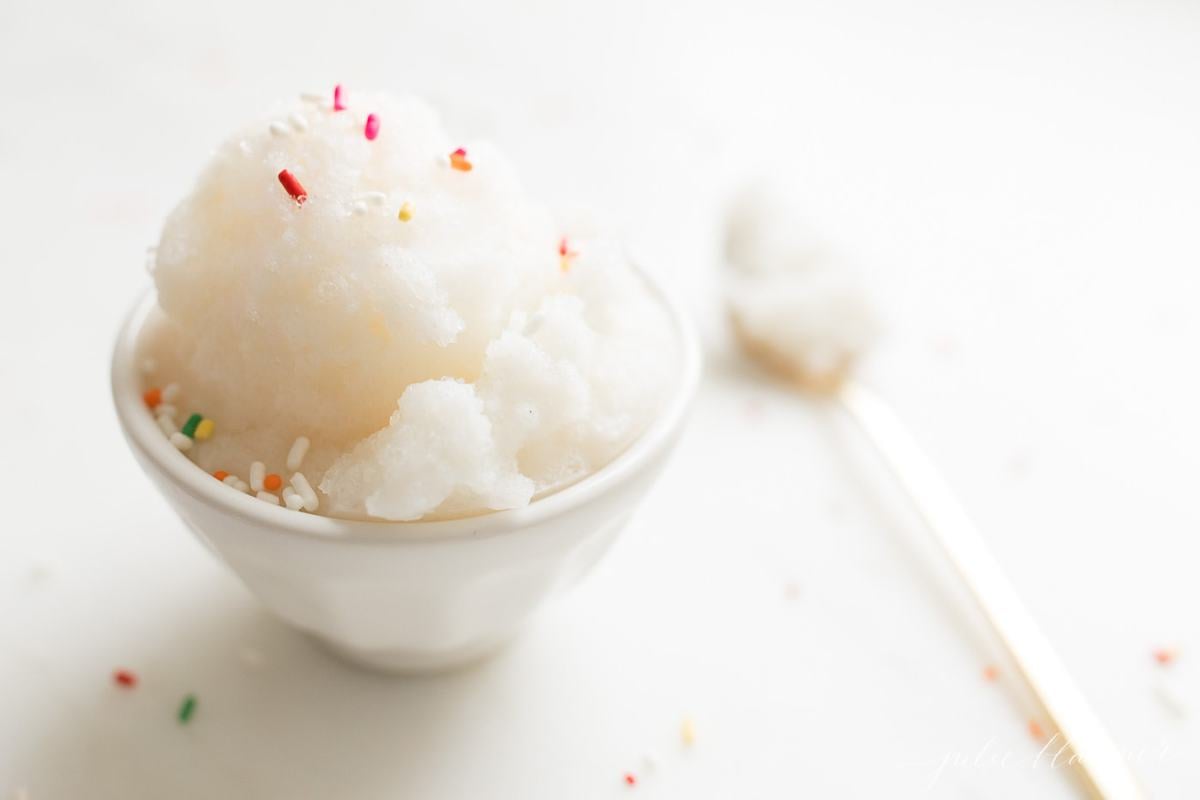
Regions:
[[2, 0, 1198, 796]]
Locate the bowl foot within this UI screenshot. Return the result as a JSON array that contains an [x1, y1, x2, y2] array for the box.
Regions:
[[312, 632, 517, 675]]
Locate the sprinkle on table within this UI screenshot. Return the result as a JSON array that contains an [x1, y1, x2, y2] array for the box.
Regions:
[[1027, 719, 1045, 741], [113, 669, 138, 688], [333, 84, 347, 111], [398, 201, 414, 222], [681, 717, 696, 746], [1154, 647, 1178, 666], [278, 169, 308, 205], [364, 113, 380, 141], [178, 694, 198, 724], [449, 148, 473, 172], [143, 388, 163, 409], [623, 773, 637, 787], [982, 664, 999, 682]]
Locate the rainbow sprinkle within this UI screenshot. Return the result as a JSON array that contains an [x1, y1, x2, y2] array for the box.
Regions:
[[333, 84, 347, 111], [365, 113, 380, 141], [278, 170, 308, 205], [449, 148, 472, 172], [180, 413, 204, 438], [558, 237, 578, 272], [178, 694, 197, 724]]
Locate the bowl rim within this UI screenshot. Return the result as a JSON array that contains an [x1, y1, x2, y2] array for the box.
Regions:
[[111, 261, 702, 545]]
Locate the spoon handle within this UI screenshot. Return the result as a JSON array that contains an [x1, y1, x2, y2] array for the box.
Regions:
[[838, 380, 1143, 800]]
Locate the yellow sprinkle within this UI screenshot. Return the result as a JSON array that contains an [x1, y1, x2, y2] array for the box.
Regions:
[[398, 201, 413, 222], [559, 256, 571, 273], [681, 718, 696, 747], [194, 418, 216, 440]]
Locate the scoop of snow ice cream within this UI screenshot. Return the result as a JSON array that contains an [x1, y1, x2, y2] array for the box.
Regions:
[[724, 181, 877, 390], [144, 90, 674, 521]]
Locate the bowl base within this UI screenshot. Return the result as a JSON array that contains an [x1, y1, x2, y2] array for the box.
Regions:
[[313, 632, 516, 676]]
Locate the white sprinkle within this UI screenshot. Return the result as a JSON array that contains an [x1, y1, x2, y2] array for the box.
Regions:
[[169, 432, 193, 451], [140, 357, 157, 374], [162, 383, 181, 403], [157, 415, 177, 437], [235, 480, 250, 493], [290, 472, 319, 512], [289, 112, 309, 132], [154, 403, 177, 420], [639, 752, 660, 775], [240, 646, 265, 667], [284, 492, 305, 511], [352, 201, 368, 216], [256, 491, 280, 505], [222, 475, 242, 488], [249, 461, 266, 492], [361, 191, 387, 207], [269, 120, 290, 136], [286, 436, 310, 472], [299, 91, 325, 103]]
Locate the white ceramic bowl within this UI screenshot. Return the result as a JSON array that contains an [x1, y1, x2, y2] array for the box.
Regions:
[[111, 271, 700, 674]]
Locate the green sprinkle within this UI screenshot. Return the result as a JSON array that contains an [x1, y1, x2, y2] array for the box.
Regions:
[[180, 413, 204, 439], [178, 693, 197, 724]]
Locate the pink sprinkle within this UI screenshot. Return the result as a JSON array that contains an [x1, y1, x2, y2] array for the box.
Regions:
[[334, 84, 347, 112], [365, 113, 380, 141]]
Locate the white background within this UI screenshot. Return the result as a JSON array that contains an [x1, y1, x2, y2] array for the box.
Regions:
[[2, 0, 1199, 797]]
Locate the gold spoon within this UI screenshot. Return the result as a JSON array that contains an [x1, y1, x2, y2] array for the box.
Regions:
[[726, 194, 1143, 799]]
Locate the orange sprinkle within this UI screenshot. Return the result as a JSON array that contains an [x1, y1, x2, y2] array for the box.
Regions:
[[449, 148, 473, 172], [213, 470, 229, 481], [1154, 647, 1178, 665], [1028, 719, 1045, 741], [143, 388, 162, 409], [263, 474, 283, 491], [982, 664, 999, 682]]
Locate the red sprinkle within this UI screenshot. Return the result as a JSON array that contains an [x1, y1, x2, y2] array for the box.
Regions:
[[365, 113, 380, 141], [213, 470, 229, 481], [623, 773, 637, 787], [1028, 719, 1045, 741], [558, 237, 577, 272], [1154, 648, 1177, 665], [333, 84, 347, 111], [143, 388, 162, 409], [113, 669, 138, 688], [278, 170, 308, 204]]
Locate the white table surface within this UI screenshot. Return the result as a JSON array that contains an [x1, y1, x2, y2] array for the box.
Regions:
[[2, 0, 1198, 797]]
